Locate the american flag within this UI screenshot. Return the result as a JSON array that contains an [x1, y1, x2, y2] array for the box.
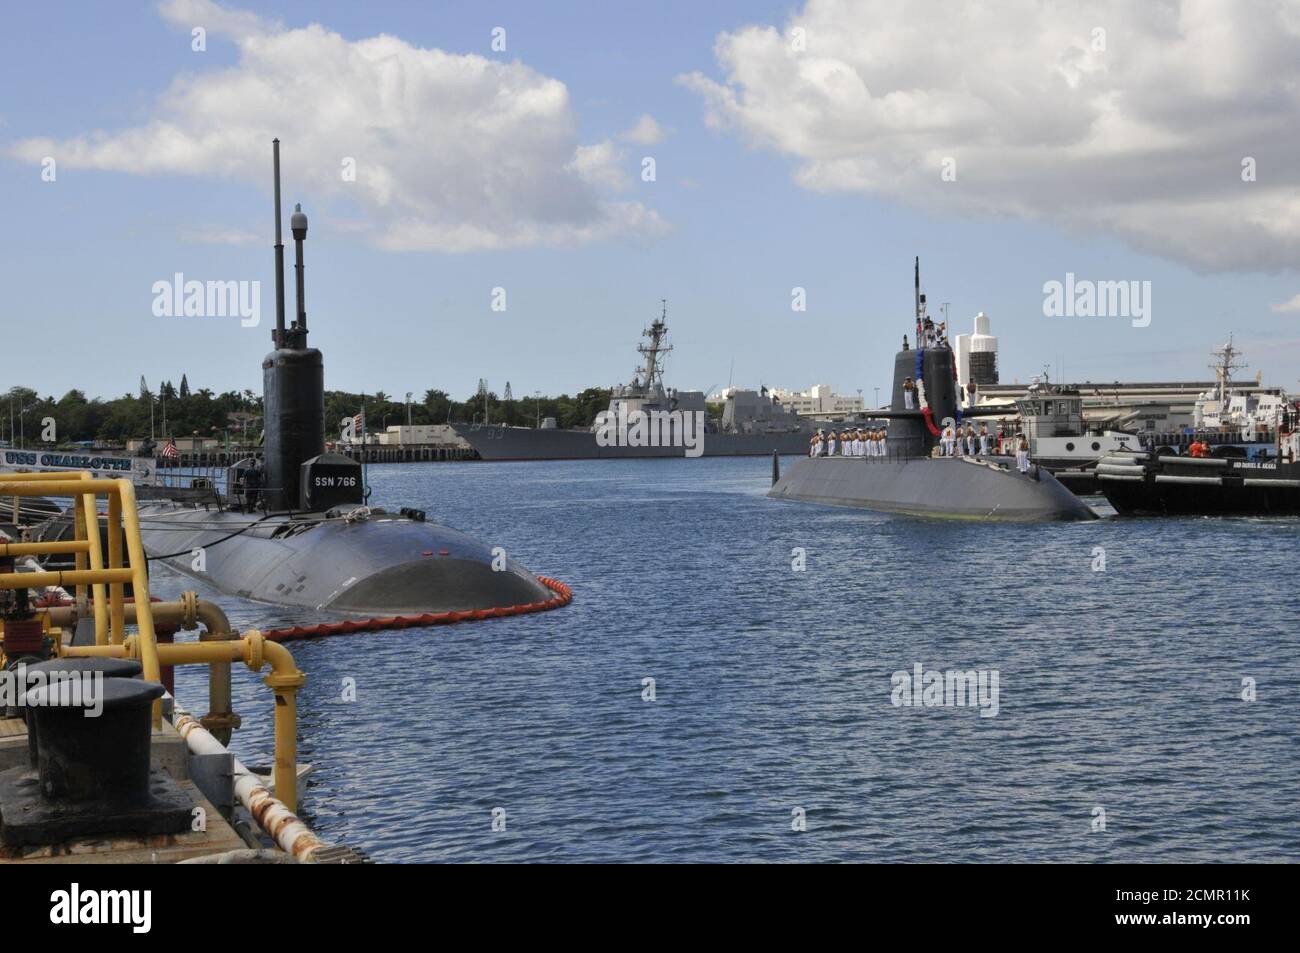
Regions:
[[161, 438, 179, 458], [353, 412, 365, 440]]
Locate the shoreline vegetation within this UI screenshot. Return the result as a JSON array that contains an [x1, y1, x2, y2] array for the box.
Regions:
[[1, 381, 614, 447]]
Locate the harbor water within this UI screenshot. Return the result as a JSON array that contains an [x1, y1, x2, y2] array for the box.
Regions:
[[163, 457, 1300, 862]]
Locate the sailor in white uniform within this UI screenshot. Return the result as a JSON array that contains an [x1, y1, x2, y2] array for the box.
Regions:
[[1016, 434, 1031, 473]]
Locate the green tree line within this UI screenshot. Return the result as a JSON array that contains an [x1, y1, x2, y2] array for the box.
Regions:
[[323, 387, 612, 438], [1, 381, 614, 447]]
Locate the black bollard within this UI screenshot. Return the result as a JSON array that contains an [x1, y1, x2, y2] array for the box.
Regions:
[[28, 679, 163, 803], [20, 658, 143, 769]]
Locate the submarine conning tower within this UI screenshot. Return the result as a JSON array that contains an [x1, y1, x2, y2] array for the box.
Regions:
[[261, 139, 345, 512], [885, 257, 959, 458]]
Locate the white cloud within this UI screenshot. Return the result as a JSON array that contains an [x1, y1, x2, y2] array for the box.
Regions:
[[680, 0, 1300, 272], [10, 0, 664, 252], [619, 114, 670, 146], [1271, 294, 1300, 313], [566, 140, 630, 192]]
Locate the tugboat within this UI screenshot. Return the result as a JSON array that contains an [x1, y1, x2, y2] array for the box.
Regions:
[[1009, 373, 1147, 495], [1095, 400, 1300, 516], [769, 260, 1096, 522]]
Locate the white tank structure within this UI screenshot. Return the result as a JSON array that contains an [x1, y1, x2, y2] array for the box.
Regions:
[[954, 312, 999, 404]]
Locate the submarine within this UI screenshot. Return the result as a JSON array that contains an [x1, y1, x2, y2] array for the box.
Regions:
[[134, 140, 556, 614], [769, 260, 1096, 522]]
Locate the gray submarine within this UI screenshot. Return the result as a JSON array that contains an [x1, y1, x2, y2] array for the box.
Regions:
[[769, 260, 1096, 522], [134, 140, 555, 614]]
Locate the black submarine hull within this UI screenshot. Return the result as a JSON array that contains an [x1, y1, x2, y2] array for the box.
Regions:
[[137, 503, 552, 614], [770, 456, 1097, 521]]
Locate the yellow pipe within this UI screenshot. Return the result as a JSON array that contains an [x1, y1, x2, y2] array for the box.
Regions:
[[151, 636, 305, 811], [107, 492, 125, 644], [63, 642, 130, 658], [0, 471, 89, 481], [0, 479, 107, 496], [0, 567, 134, 588], [114, 479, 162, 725], [0, 540, 90, 556], [44, 595, 240, 744], [80, 489, 109, 643], [73, 494, 88, 615], [0, 568, 135, 587]]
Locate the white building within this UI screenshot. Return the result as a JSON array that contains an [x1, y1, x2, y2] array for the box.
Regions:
[[953, 312, 999, 398], [765, 384, 865, 418], [374, 424, 461, 446]]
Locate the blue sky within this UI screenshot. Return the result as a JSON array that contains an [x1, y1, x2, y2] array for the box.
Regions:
[[3, 0, 1298, 405]]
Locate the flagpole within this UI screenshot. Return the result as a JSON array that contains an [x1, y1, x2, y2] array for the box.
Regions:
[[361, 397, 370, 503]]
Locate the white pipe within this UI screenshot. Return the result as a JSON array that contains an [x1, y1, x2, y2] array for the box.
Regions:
[[171, 701, 328, 862], [1154, 474, 1221, 485]]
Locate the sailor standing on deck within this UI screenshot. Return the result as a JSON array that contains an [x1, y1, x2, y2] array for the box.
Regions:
[[828, 430, 839, 456], [879, 428, 888, 458], [940, 424, 955, 457], [245, 454, 264, 511], [903, 377, 916, 409], [1016, 434, 1031, 473], [809, 431, 820, 457], [965, 424, 977, 457], [979, 424, 991, 457]]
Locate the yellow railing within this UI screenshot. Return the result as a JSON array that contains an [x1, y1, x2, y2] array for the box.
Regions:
[[0, 472, 162, 720], [0, 470, 307, 812]]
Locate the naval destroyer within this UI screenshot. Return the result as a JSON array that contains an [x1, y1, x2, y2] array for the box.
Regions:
[[769, 260, 1096, 522], [130, 141, 556, 614], [452, 307, 819, 460]]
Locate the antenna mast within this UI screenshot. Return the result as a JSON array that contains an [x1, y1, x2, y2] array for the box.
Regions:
[[638, 299, 672, 389], [272, 139, 286, 348], [913, 257, 928, 341], [1211, 334, 1247, 407]]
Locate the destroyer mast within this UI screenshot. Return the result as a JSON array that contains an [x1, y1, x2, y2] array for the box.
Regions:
[[635, 300, 672, 391]]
